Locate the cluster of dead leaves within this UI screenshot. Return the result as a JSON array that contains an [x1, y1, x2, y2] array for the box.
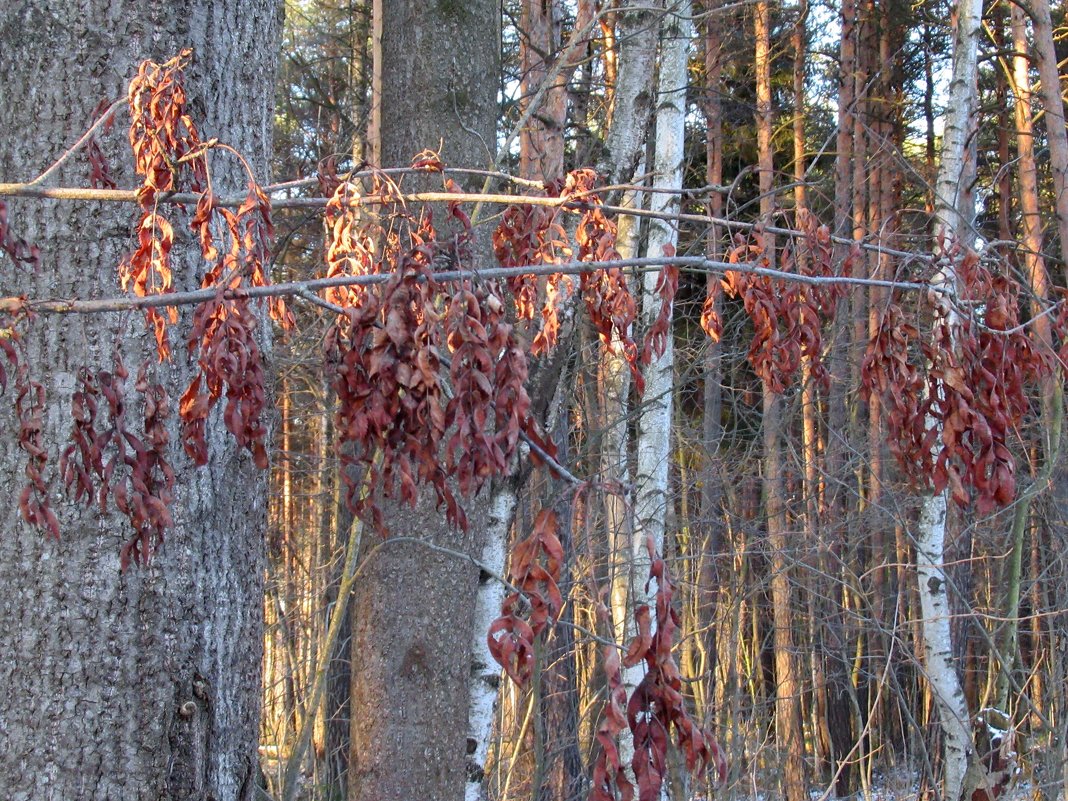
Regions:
[[589, 536, 724, 801], [326, 165, 536, 531], [487, 509, 563, 685], [719, 219, 848, 394], [862, 244, 1049, 512], [60, 358, 174, 568], [5, 51, 285, 561], [120, 49, 206, 358]]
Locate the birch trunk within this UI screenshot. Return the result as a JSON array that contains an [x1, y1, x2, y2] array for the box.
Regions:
[[469, 2, 660, 791], [464, 482, 518, 801], [0, 2, 279, 799], [919, 0, 983, 797], [598, 0, 665, 190], [594, 0, 660, 725], [616, 2, 692, 786]]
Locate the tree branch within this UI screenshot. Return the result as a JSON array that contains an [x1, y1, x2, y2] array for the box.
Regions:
[[7, 255, 954, 317]]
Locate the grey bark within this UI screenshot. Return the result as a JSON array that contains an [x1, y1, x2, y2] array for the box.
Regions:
[[597, 0, 665, 192], [0, 2, 280, 800], [348, 2, 499, 800]]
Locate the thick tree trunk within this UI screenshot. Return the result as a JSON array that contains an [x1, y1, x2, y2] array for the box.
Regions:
[[348, 2, 499, 800], [0, 2, 279, 800]]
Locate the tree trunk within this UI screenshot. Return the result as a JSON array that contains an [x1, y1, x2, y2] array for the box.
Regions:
[[919, 0, 983, 797], [519, 0, 575, 182], [1031, 0, 1068, 282], [993, 0, 1056, 713], [0, 2, 280, 799], [597, 0, 664, 191], [755, 2, 806, 799], [617, 3, 692, 785], [348, 2, 499, 800], [696, 0, 726, 768], [535, 416, 584, 801]]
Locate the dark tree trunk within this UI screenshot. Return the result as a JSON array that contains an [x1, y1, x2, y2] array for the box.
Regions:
[[0, 2, 280, 800], [348, 2, 500, 800]]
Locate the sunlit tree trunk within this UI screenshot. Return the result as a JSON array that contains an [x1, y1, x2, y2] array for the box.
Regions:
[[1022, 4, 1068, 795], [992, 0, 1057, 714], [1031, 0, 1068, 281], [754, 3, 806, 800], [694, 1, 727, 765], [519, 0, 591, 182], [610, 8, 692, 791], [918, 0, 982, 797], [0, 2, 280, 798], [597, 0, 664, 190], [593, 5, 661, 783]]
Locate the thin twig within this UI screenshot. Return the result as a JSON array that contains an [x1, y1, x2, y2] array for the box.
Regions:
[[294, 287, 346, 315], [28, 98, 125, 187], [519, 428, 583, 486]]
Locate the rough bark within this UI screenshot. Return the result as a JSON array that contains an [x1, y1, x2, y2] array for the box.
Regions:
[[0, 2, 280, 799], [348, 2, 499, 800], [518, 0, 589, 181]]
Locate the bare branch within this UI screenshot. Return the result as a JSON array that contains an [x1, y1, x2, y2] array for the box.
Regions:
[[11, 255, 950, 317]]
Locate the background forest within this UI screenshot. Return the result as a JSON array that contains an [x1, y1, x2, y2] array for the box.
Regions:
[[263, 1, 1068, 800], [256, 1, 1068, 801], [1, 0, 1068, 801]]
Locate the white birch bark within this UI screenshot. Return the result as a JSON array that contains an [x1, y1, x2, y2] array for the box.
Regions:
[[464, 482, 518, 801], [918, 0, 982, 797], [607, 170, 641, 646], [598, 0, 666, 188], [465, 5, 662, 789], [617, 0, 693, 779], [596, 0, 662, 671]]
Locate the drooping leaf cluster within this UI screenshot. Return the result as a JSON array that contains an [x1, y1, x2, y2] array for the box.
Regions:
[[863, 239, 1051, 513]]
